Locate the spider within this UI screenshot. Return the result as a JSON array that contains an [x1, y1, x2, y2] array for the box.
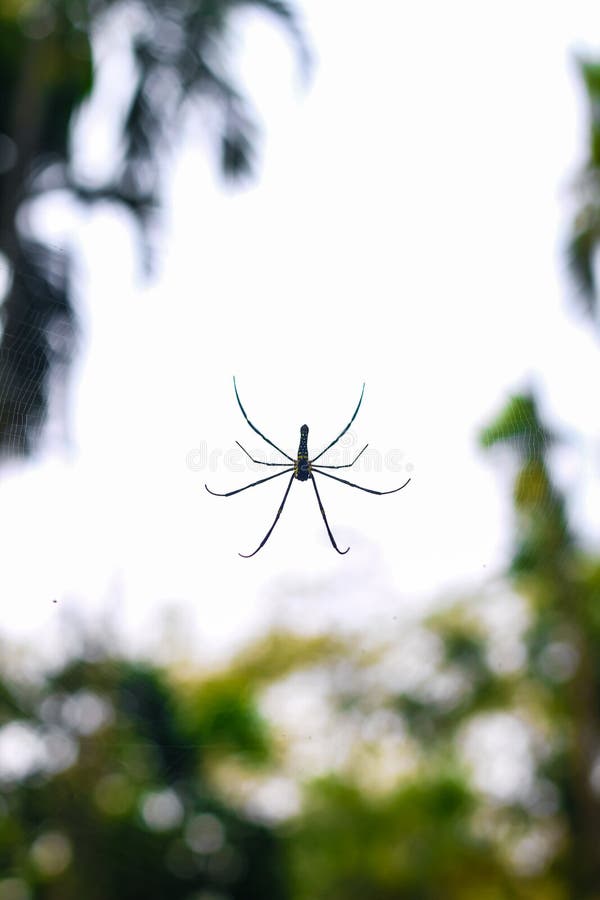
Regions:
[[205, 377, 411, 557]]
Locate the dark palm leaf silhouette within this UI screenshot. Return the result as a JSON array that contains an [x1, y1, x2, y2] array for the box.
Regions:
[[0, 0, 308, 457], [567, 57, 600, 322]]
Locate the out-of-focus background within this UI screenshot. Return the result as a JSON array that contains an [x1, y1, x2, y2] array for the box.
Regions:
[[2, 0, 600, 897]]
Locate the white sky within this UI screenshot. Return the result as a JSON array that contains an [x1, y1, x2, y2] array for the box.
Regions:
[[2, 0, 600, 663]]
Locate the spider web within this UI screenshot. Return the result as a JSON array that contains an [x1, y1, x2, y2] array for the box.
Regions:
[[0, 245, 75, 462]]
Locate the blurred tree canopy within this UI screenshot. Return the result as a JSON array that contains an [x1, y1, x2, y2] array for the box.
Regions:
[[0, 633, 306, 899], [280, 391, 600, 898], [0, 0, 308, 457]]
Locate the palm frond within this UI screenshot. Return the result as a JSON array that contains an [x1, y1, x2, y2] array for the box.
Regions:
[[566, 224, 598, 318], [0, 0, 309, 458]]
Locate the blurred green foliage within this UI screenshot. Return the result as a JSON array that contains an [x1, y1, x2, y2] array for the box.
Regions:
[[0, 648, 290, 899], [568, 57, 600, 317], [276, 390, 600, 899], [287, 773, 509, 900]]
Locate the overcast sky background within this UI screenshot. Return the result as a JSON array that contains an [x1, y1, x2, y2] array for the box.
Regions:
[[2, 0, 600, 665]]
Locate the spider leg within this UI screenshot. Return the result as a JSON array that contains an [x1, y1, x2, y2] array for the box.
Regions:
[[310, 383, 365, 464], [239, 474, 295, 557], [234, 376, 294, 461], [311, 468, 411, 495], [236, 441, 292, 466], [313, 443, 369, 469], [205, 467, 293, 497], [310, 474, 350, 555]]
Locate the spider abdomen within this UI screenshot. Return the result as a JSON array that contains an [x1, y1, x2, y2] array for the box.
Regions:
[[295, 458, 311, 480]]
